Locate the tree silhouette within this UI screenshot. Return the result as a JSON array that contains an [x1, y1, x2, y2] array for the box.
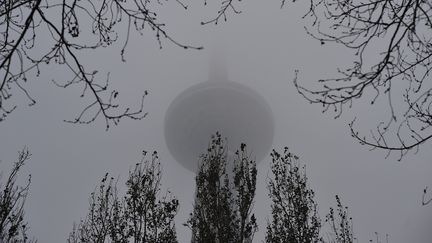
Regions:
[[68, 173, 117, 242], [68, 151, 178, 243], [290, 0, 432, 158], [0, 1, 201, 128], [266, 147, 321, 243], [266, 148, 388, 243], [324, 195, 354, 243], [187, 132, 258, 243], [0, 148, 35, 243], [323, 196, 389, 243]]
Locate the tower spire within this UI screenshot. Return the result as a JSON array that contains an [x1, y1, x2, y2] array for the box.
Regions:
[[209, 45, 228, 82]]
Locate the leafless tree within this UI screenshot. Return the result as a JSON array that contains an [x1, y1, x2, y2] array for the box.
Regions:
[[0, 0, 202, 129], [0, 148, 35, 243], [289, 0, 432, 159], [68, 151, 179, 243], [187, 132, 258, 243], [265, 147, 321, 243]]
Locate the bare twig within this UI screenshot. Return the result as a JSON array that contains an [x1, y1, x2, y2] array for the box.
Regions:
[[0, 0, 202, 128], [292, 0, 432, 158]]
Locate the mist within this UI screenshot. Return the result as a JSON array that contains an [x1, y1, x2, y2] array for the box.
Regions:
[[1, 0, 431, 242]]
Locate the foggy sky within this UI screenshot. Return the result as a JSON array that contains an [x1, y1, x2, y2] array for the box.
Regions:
[[1, 0, 431, 242]]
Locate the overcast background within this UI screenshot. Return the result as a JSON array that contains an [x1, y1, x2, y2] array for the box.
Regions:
[[1, 0, 432, 242]]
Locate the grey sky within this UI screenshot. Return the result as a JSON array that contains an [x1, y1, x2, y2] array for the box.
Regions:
[[1, 0, 431, 242]]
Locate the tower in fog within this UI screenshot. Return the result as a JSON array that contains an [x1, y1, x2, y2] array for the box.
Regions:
[[164, 55, 274, 172]]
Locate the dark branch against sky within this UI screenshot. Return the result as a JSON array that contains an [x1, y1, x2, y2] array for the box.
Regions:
[[0, 0, 431, 242]]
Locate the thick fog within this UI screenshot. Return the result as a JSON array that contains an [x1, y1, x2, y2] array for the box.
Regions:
[[1, 0, 431, 242]]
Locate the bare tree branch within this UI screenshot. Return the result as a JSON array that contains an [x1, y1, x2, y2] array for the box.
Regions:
[[201, 0, 242, 25], [0, 0, 202, 128], [291, 0, 432, 158], [422, 186, 432, 206]]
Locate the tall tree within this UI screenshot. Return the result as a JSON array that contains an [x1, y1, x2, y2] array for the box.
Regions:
[[68, 173, 117, 242], [123, 152, 178, 243], [266, 147, 321, 243], [324, 195, 354, 243], [0, 148, 35, 243], [324, 196, 389, 243], [68, 151, 179, 243], [187, 132, 258, 243], [289, 0, 432, 158], [0, 0, 201, 128]]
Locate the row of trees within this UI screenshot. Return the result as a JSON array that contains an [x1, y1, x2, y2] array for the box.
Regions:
[[1, 135, 390, 243], [69, 133, 363, 243]]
